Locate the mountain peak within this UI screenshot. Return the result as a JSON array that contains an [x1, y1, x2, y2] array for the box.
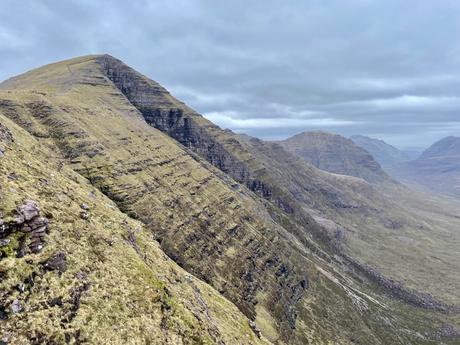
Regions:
[[294, 130, 341, 138], [419, 136, 460, 160], [279, 131, 390, 183]]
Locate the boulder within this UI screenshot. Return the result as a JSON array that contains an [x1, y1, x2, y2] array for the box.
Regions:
[[10, 299, 21, 314], [44, 251, 67, 273]]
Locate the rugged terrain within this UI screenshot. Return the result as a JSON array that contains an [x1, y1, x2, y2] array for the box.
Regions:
[[0, 116, 267, 344], [0, 55, 459, 344], [350, 135, 411, 168]]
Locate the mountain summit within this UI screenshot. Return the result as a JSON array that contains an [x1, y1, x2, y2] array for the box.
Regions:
[[279, 131, 389, 183], [418, 136, 460, 160]]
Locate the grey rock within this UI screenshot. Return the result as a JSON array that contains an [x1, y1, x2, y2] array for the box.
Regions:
[[14, 214, 24, 224], [10, 200, 50, 254], [7, 172, 17, 181], [80, 203, 90, 210], [383, 219, 403, 230], [0, 123, 13, 145], [11, 299, 21, 314], [80, 211, 89, 220], [17, 283, 25, 293], [19, 200, 40, 221], [44, 251, 67, 273], [0, 239, 10, 247], [249, 320, 261, 338], [48, 297, 63, 307]]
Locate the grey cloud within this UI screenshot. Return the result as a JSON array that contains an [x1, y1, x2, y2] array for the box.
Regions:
[[1, 0, 460, 148]]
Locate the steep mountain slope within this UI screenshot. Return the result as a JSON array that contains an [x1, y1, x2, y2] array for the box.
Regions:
[[0, 55, 459, 344], [0, 56, 381, 345], [350, 135, 410, 167], [0, 112, 267, 344], [91, 55, 460, 311], [278, 131, 389, 183], [389, 136, 460, 199]]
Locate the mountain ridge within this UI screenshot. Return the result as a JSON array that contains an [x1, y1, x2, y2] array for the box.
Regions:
[[0, 54, 459, 344]]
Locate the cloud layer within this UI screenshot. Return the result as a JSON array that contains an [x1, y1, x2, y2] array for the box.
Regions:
[[1, 0, 460, 148]]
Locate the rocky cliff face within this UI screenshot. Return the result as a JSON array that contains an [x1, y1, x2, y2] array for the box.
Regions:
[[98, 55, 253, 184], [0, 91, 312, 343], [0, 55, 459, 345]]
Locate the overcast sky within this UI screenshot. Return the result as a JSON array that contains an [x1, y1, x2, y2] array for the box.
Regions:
[[1, 0, 460, 148]]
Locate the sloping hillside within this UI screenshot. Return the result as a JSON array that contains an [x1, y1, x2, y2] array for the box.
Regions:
[[0, 113, 268, 345], [1, 55, 459, 344], [350, 135, 410, 168], [420, 136, 460, 159], [389, 136, 460, 199], [279, 131, 389, 183]]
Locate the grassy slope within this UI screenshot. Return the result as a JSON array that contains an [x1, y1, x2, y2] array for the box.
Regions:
[[0, 55, 458, 344], [0, 114, 268, 345]]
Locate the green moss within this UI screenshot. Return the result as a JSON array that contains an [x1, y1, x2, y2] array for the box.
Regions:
[[0, 231, 26, 258]]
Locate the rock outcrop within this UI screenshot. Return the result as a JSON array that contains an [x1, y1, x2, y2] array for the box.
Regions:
[[98, 55, 254, 184], [0, 200, 49, 258]]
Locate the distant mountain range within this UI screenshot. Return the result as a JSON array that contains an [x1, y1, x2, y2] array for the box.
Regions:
[[390, 136, 460, 199], [350, 135, 411, 167], [280, 130, 460, 201]]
